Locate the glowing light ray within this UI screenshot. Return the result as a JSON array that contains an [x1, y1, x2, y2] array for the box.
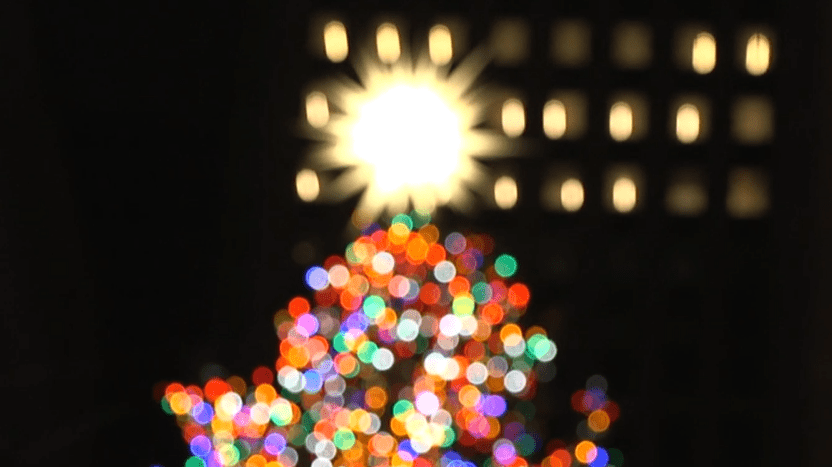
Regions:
[[321, 166, 373, 202], [304, 42, 509, 222]]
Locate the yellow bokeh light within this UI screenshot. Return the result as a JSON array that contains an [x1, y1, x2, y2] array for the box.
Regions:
[[502, 99, 525, 137], [560, 178, 584, 212], [494, 176, 518, 209], [612, 176, 637, 213], [746, 33, 770, 76], [609, 102, 633, 141], [543, 99, 567, 139], [676, 103, 700, 143], [377, 23, 401, 64], [323, 21, 349, 63], [296, 169, 320, 202], [587, 409, 611, 432], [429, 24, 453, 65], [305, 91, 329, 129], [692, 32, 716, 74], [575, 440, 597, 464]]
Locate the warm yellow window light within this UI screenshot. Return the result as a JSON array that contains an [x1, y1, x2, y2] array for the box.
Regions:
[[376, 23, 401, 64], [666, 179, 707, 216], [676, 104, 700, 143], [543, 99, 567, 139], [296, 169, 320, 202], [612, 177, 637, 213], [305, 91, 329, 129], [323, 21, 349, 62], [692, 32, 716, 74], [560, 178, 584, 212], [745, 33, 770, 76], [727, 168, 768, 217], [494, 176, 518, 209], [609, 102, 633, 141], [502, 99, 526, 137], [429, 24, 453, 65]]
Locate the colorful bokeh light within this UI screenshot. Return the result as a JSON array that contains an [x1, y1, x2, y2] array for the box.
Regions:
[[160, 214, 621, 467]]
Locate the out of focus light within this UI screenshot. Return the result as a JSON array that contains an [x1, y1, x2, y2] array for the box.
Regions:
[[352, 86, 461, 194], [732, 96, 773, 143], [611, 22, 651, 68], [561, 178, 584, 212], [491, 19, 529, 65], [609, 102, 633, 141], [323, 21, 349, 62], [727, 167, 769, 218], [676, 104, 700, 143], [377, 23, 401, 64], [306, 31, 510, 222], [575, 440, 597, 464], [296, 169, 320, 202], [612, 177, 637, 213], [160, 219, 625, 467], [543, 99, 567, 139], [692, 32, 716, 74], [502, 99, 526, 137], [551, 20, 591, 66], [306, 91, 329, 128], [746, 33, 770, 75], [666, 172, 707, 216], [494, 176, 518, 209], [429, 25, 453, 65]]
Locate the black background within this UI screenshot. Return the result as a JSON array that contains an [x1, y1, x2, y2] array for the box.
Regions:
[[3, 1, 830, 466]]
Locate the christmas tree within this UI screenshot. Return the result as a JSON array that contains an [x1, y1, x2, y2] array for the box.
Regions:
[[158, 214, 621, 467]]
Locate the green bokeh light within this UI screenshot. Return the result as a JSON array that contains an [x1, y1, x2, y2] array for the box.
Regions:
[[494, 254, 518, 278], [362, 295, 386, 319], [391, 213, 413, 230]]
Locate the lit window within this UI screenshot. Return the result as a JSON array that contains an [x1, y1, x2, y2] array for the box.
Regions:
[[692, 32, 716, 74], [377, 23, 401, 64], [494, 176, 518, 209], [323, 21, 349, 63], [296, 169, 320, 202], [502, 99, 525, 137], [491, 18, 529, 65], [676, 104, 700, 143], [305, 91, 329, 128], [560, 178, 584, 212], [543, 100, 567, 139], [732, 96, 773, 144], [551, 20, 591, 66], [745, 33, 771, 75], [609, 102, 633, 141], [548, 91, 587, 139], [666, 170, 707, 216], [429, 24, 453, 65], [612, 177, 637, 213], [611, 22, 651, 69], [726, 168, 768, 218]]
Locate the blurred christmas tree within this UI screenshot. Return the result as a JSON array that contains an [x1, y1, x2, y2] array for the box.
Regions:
[[158, 213, 621, 467]]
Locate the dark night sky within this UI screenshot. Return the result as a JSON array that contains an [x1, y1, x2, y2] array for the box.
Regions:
[[3, 1, 831, 467]]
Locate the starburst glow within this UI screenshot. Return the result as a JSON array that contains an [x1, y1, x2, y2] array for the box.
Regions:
[[304, 47, 511, 223]]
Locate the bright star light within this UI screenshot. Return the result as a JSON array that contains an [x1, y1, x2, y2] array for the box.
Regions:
[[302, 42, 510, 225], [351, 85, 462, 194]]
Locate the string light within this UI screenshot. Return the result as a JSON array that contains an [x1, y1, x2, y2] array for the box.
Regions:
[[159, 214, 621, 467]]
